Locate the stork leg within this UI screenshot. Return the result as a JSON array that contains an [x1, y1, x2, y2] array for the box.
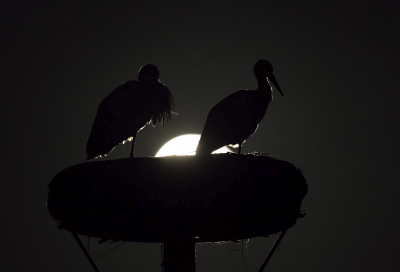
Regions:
[[130, 133, 137, 158], [238, 144, 242, 154]]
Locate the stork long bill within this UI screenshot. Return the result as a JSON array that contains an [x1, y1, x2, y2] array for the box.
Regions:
[[268, 74, 284, 97]]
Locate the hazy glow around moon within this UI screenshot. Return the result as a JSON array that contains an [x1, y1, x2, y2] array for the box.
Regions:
[[155, 134, 232, 157]]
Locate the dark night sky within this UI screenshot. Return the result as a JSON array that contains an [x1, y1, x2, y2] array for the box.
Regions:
[[1, 0, 400, 271]]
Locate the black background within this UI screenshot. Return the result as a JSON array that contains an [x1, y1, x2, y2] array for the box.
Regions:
[[1, 1, 400, 271]]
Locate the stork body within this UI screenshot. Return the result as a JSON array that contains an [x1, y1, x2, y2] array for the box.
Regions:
[[86, 64, 174, 159], [196, 60, 283, 155]]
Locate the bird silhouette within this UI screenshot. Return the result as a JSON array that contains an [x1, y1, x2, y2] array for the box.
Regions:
[[196, 60, 284, 155], [86, 64, 174, 159]]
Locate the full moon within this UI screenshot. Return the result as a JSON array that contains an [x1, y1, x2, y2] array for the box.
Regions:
[[155, 134, 232, 157]]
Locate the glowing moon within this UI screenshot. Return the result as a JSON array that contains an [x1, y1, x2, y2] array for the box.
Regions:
[[155, 134, 232, 157]]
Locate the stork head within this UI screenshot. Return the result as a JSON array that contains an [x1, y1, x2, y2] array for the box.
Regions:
[[138, 64, 160, 83], [254, 59, 284, 97]]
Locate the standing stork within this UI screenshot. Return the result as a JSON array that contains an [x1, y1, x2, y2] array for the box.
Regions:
[[196, 60, 284, 155], [86, 64, 174, 159]]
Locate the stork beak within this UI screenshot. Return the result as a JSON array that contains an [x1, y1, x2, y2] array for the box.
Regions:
[[268, 74, 284, 97]]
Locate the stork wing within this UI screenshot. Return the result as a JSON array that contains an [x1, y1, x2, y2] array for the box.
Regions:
[[85, 80, 175, 160], [197, 90, 268, 154], [86, 81, 149, 159]]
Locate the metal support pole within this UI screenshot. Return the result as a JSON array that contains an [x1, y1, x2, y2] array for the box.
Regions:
[[162, 240, 196, 272], [258, 230, 287, 272], [72, 233, 100, 272]]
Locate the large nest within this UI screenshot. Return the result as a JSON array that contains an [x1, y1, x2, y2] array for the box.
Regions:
[[48, 154, 307, 243]]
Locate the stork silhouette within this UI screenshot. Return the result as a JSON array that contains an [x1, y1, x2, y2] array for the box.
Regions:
[[196, 60, 283, 155], [86, 64, 174, 159]]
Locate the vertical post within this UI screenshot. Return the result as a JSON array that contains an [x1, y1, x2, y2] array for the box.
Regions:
[[162, 240, 196, 272]]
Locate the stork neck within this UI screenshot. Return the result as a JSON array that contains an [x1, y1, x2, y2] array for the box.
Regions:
[[257, 77, 272, 91]]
